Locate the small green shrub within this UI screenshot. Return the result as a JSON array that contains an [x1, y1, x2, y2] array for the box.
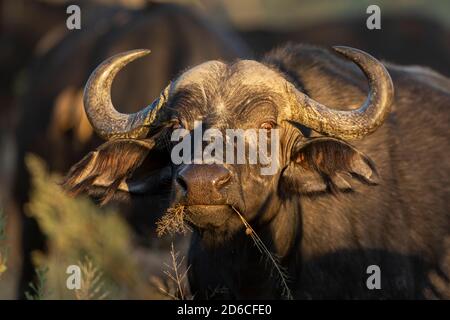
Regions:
[[25, 266, 49, 300], [25, 154, 165, 299]]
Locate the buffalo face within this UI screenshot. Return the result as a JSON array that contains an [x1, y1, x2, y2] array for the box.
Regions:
[[64, 46, 392, 242]]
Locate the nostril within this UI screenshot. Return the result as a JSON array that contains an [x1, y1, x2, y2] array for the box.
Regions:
[[176, 176, 188, 192], [214, 173, 231, 188]]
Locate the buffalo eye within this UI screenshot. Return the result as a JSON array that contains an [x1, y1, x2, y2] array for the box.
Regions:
[[171, 119, 183, 130], [260, 121, 276, 130]]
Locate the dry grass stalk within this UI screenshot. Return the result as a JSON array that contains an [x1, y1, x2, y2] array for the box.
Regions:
[[75, 257, 109, 300], [149, 276, 178, 300], [232, 206, 293, 300], [156, 205, 190, 236], [153, 242, 191, 300]]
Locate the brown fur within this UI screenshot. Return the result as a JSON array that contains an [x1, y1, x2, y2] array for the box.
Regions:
[[63, 44, 450, 299]]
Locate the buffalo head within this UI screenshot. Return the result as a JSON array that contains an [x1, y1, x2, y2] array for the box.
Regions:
[[64, 46, 393, 243]]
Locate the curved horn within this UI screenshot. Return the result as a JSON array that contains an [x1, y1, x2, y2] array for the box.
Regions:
[[289, 46, 394, 140], [84, 49, 170, 140]]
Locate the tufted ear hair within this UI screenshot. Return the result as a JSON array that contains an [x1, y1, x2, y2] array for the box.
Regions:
[[63, 138, 171, 205], [281, 137, 379, 195]]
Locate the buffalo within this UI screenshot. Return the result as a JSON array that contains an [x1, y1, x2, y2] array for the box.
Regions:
[[64, 43, 450, 299], [13, 3, 248, 297]]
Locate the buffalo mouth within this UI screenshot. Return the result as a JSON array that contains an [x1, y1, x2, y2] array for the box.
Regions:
[[184, 204, 236, 229]]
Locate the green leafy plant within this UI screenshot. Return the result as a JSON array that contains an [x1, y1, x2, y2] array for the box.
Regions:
[[25, 266, 49, 300], [24, 154, 165, 299]]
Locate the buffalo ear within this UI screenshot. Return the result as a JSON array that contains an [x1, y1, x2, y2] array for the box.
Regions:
[[63, 138, 170, 205], [281, 137, 379, 194]]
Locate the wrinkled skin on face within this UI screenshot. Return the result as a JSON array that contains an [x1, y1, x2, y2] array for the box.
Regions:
[[166, 60, 291, 236], [159, 60, 377, 244]]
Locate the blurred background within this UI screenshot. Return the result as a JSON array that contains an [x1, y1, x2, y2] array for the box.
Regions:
[[0, 0, 449, 299]]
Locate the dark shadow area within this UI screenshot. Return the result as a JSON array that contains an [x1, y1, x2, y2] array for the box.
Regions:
[[240, 14, 450, 76], [296, 248, 449, 299]]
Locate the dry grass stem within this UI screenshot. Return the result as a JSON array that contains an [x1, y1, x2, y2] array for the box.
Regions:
[[232, 206, 293, 300], [156, 205, 190, 236], [153, 242, 191, 300]]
